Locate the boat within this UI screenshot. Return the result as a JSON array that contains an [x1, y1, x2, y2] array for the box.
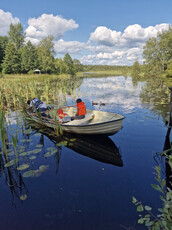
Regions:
[[26, 107, 125, 136]]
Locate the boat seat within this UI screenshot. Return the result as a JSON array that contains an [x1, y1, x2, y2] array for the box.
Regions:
[[63, 114, 94, 126]]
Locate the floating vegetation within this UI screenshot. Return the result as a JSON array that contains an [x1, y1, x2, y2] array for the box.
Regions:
[[4, 159, 17, 167], [70, 138, 76, 142], [29, 156, 36, 160], [23, 170, 36, 178], [23, 129, 33, 134], [20, 194, 27, 201], [17, 163, 30, 171], [20, 139, 32, 143], [47, 147, 56, 151], [20, 151, 33, 156], [56, 141, 68, 147], [32, 149, 42, 154], [36, 144, 43, 148], [39, 165, 49, 172], [44, 149, 57, 157], [23, 165, 49, 178]]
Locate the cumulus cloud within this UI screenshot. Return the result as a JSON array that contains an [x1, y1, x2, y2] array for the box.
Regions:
[[89, 26, 121, 46], [54, 39, 85, 54], [83, 23, 171, 65], [25, 14, 78, 44], [89, 23, 170, 48], [0, 9, 20, 36]]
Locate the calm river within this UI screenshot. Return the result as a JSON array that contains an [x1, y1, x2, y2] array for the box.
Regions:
[[0, 75, 170, 230]]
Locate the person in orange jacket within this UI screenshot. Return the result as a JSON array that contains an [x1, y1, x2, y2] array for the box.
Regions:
[[71, 98, 86, 120], [58, 109, 71, 124]]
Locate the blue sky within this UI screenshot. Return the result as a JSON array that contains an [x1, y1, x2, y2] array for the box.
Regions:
[[0, 0, 172, 65]]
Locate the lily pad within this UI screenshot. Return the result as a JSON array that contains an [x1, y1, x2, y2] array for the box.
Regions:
[[56, 141, 68, 146], [33, 149, 42, 154], [29, 156, 36, 160], [20, 139, 32, 143], [20, 152, 28, 156], [23, 170, 35, 178], [47, 147, 56, 151], [20, 194, 27, 201], [39, 165, 49, 172], [17, 163, 30, 171], [44, 150, 57, 157], [36, 144, 43, 148], [4, 159, 17, 167], [70, 138, 76, 142], [20, 150, 33, 156]]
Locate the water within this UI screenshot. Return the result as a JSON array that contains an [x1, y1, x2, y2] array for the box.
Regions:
[[0, 76, 169, 230]]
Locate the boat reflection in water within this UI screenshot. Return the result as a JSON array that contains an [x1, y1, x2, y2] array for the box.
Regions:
[[32, 125, 123, 167]]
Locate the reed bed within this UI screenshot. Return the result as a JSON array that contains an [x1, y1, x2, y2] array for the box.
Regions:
[[0, 74, 82, 110]]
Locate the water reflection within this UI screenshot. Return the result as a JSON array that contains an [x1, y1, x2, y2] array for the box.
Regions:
[[32, 126, 123, 167], [0, 110, 123, 207]]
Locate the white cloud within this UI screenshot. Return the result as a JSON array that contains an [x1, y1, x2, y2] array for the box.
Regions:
[[89, 26, 121, 46], [0, 9, 20, 36], [54, 39, 85, 54], [82, 23, 171, 65], [25, 13, 78, 44]]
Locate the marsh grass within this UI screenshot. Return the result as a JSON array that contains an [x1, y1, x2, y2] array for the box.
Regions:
[[0, 74, 81, 110]]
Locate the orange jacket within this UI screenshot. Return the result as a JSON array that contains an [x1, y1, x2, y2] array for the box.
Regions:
[[58, 109, 68, 119], [76, 102, 86, 116]]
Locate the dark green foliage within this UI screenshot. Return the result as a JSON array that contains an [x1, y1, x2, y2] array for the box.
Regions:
[[8, 23, 25, 49], [55, 58, 68, 74], [37, 36, 55, 74], [2, 42, 21, 74], [131, 60, 141, 77], [73, 59, 84, 72], [143, 26, 172, 77], [21, 41, 38, 73], [63, 53, 76, 76], [0, 36, 8, 71]]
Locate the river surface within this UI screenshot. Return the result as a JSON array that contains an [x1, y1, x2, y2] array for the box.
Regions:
[[0, 76, 170, 230]]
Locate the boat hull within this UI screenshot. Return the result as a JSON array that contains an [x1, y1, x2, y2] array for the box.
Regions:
[[61, 118, 124, 135]]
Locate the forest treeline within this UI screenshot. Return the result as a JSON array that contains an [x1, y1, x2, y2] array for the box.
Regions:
[[0, 23, 83, 75], [0, 23, 172, 77]]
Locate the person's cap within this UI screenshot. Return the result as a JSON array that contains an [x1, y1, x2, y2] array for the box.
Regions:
[[76, 98, 82, 103]]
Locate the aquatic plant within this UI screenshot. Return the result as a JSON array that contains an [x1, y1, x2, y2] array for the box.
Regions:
[[132, 154, 172, 229]]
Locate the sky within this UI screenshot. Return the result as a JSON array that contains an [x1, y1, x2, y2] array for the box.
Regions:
[[0, 0, 172, 65]]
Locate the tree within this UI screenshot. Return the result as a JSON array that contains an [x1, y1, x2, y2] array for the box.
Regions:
[[37, 36, 55, 73], [63, 53, 76, 76], [131, 60, 141, 77], [143, 26, 172, 76], [8, 23, 25, 49], [0, 36, 8, 71], [2, 42, 21, 74], [21, 41, 38, 73], [73, 59, 84, 72], [55, 58, 67, 74]]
